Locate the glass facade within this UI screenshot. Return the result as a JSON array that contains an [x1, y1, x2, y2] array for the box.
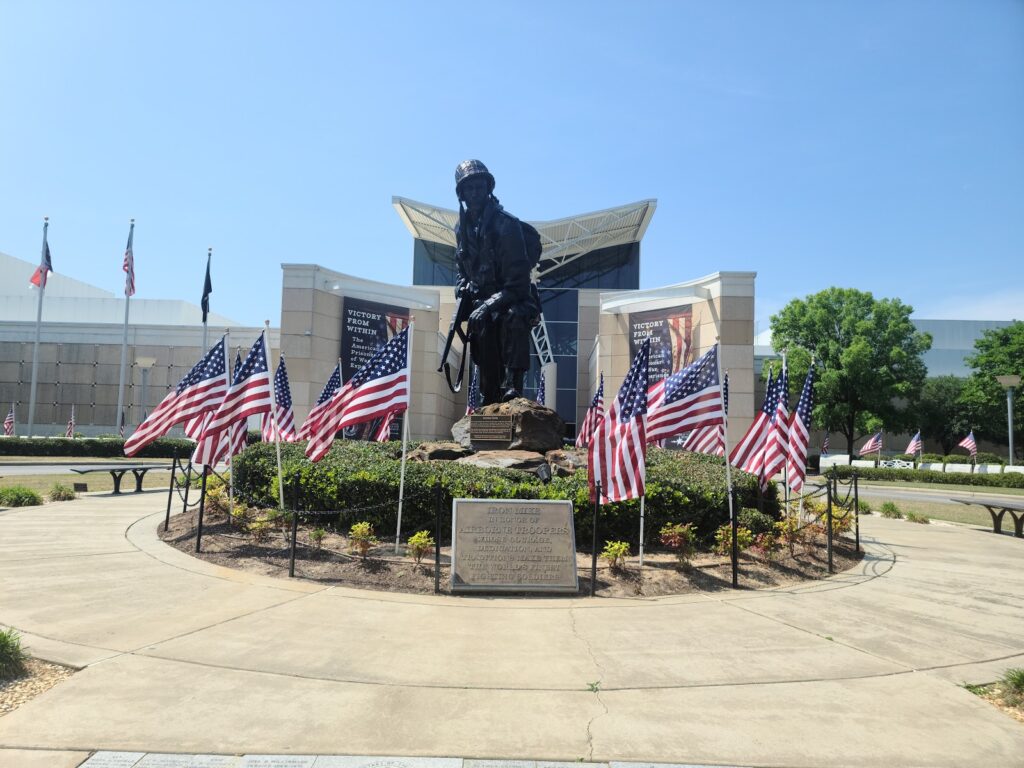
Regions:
[[412, 236, 641, 436]]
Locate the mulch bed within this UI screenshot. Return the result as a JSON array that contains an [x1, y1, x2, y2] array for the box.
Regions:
[[160, 508, 863, 598], [0, 659, 75, 718]]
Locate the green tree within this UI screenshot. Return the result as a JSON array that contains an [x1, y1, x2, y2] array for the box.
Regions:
[[770, 288, 932, 459], [961, 321, 1024, 458], [915, 376, 970, 454]]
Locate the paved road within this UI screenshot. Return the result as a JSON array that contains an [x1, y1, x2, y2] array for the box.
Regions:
[[854, 483, 1024, 506], [0, 462, 173, 477], [1, 493, 1023, 767]]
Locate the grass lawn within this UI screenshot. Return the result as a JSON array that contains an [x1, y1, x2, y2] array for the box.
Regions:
[[857, 479, 1024, 497], [0, 471, 173, 496], [861, 497, 995, 528]]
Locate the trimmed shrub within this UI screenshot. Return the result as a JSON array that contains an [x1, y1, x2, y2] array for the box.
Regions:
[[0, 628, 28, 680], [406, 530, 435, 564], [231, 441, 775, 551], [0, 436, 193, 459], [48, 483, 76, 501], [714, 524, 753, 556], [659, 522, 696, 567], [0, 486, 44, 507], [738, 507, 775, 536], [828, 465, 1024, 489]]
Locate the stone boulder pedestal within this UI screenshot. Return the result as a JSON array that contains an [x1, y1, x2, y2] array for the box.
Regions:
[[451, 397, 566, 453], [455, 450, 550, 479], [407, 441, 473, 462]]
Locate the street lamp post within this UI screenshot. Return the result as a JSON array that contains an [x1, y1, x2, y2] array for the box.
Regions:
[[996, 375, 1021, 466]]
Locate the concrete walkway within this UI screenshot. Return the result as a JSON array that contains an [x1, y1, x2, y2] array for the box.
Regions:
[[1, 492, 1023, 768]]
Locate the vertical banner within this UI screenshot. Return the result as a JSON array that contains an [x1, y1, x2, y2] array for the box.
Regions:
[[628, 305, 693, 384], [340, 297, 410, 440]]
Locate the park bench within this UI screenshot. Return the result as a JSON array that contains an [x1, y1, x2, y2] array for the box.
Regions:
[[950, 496, 1024, 538], [71, 464, 172, 495]]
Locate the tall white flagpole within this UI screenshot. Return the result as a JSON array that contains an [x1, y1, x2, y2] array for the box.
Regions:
[[638, 495, 646, 567], [27, 217, 49, 437], [781, 351, 790, 514], [264, 321, 285, 510], [116, 220, 135, 436], [395, 320, 414, 554]]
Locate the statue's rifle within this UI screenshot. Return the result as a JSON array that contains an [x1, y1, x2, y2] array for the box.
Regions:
[[438, 292, 473, 393]]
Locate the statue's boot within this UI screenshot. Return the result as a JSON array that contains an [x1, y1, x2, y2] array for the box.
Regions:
[[501, 368, 526, 402]]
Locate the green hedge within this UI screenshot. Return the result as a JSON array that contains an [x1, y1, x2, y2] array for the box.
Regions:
[[829, 465, 1024, 489], [231, 441, 776, 550], [0, 437, 194, 458]]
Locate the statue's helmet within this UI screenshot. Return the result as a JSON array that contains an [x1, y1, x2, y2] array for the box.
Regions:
[[455, 159, 495, 196]]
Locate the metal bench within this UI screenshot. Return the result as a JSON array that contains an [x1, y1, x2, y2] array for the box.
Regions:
[[71, 464, 172, 494], [950, 496, 1024, 538]]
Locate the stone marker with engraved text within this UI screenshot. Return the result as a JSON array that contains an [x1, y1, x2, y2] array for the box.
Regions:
[[451, 498, 577, 593]]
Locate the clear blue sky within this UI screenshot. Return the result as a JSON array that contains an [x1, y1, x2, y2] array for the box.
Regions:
[[2, 0, 1022, 332]]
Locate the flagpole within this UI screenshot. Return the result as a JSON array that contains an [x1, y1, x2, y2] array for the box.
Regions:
[[395, 320, 415, 554], [116, 220, 135, 436], [265, 321, 285, 510], [781, 351, 790, 514], [638, 495, 646, 567], [27, 217, 49, 437]]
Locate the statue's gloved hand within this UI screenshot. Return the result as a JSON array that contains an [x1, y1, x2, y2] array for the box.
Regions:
[[456, 280, 479, 299], [469, 293, 506, 327]]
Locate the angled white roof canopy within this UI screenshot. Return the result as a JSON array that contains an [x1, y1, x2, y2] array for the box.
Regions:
[[392, 197, 657, 278]]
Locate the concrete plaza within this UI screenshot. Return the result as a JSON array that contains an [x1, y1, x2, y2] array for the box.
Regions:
[[0, 490, 1022, 767]]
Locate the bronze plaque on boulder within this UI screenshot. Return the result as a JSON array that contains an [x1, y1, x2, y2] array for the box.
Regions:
[[451, 499, 578, 593], [470, 414, 514, 446]]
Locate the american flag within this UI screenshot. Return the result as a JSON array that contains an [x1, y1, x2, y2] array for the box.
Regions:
[[958, 430, 977, 458], [731, 365, 779, 473], [124, 338, 228, 456], [575, 373, 604, 449], [123, 221, 135, 297], [537, 368, 546, 406], [758, 361, 790, 490], [859, 431, 883, 456], [373, 411, 397, 442], [193, 352, 248, 468], [306, 326, 410, 463], [466, 366, 479, 416], [905, 430, 923, 456], [261, 355, 297, 442], [786, 364, 815, 494], [200, 332, 272, 442], [681, 372, 728, 456], [30, 222, 53, 288], [646, 345, 724, 444], [3, 405, 13, 436], [588, 339, 650, 503], [298, 363, 342, 440], [821, 433, 829, 455], [65, 405, 75, 438], [118, 409, 125, 439]]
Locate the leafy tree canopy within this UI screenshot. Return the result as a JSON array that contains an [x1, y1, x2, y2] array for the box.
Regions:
[[961, 321, 1024, 454], [769, 287, 932, 452], [915, 376, 969, 454]]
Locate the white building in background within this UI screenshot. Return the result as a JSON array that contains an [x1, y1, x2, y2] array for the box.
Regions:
[[0, 251, 278, 436]]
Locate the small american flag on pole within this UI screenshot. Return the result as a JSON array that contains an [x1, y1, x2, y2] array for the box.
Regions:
[[118, 409, 125, 439], [859, 431, 883, 456], [958, 431, 977, 458], [373, 411, 397, 442], [758, 362, 790, 490], [306, 327, 410, 463], [200, 332, 272, 443], [731, 366, 779, 473], [466, 366, 479, 416], [786, 364, 815, 494], [123, 220, 136, 297], [261, 355, 297, 442], [821, 433, 829, 455], [646, 345, 724, 444], [537, 368, 546, 406], [3, 405, 14, 436], [681, 372, 728, 456], [193, 352, 248, 468], [65, 405, 75, 438], [905, 430, 922, 456], [588, 339, 650, 503], [575, 374, 604, 449], [298, 363, 342, 440], [125, 338, 228, 456]]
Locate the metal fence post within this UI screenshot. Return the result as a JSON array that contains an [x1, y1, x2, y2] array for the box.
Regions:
[[195, 469, 208, 553], [731, 488, 739, 589], [434, 481, 442, 595], [289, 476, 302, 578], [826, 480, 834, 574], [164, 452, 178, 532], [590, 483, 601, 597], [853, 470, 860, 553]]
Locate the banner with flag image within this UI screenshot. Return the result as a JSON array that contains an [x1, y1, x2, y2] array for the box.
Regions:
[[588, 338, 650, 503], [124, 338, 229, 457]]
